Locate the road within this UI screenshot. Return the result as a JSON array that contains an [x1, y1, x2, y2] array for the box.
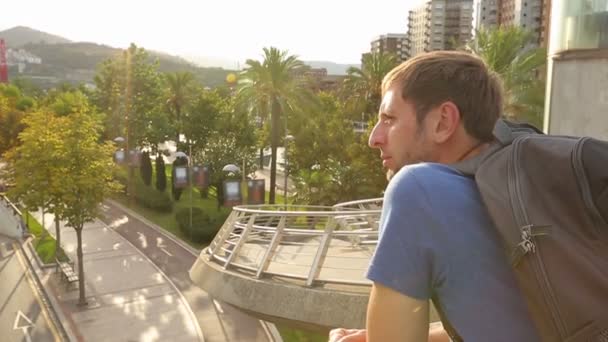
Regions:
[[99, 200, 272, 342], [0, 238, 60, 342]]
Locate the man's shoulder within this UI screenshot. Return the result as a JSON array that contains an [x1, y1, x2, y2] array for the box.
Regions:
[[389, 163, 463, 189]]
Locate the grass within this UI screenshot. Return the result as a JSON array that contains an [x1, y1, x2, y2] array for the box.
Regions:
[[276, 324, 328, 342], [23, 211, 68, 263]]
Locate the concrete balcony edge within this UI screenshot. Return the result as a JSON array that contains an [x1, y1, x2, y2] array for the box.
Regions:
[[189, 249, 370, 332]]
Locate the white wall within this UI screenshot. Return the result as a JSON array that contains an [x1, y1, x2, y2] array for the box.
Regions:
[[546, 57, 608, 139]]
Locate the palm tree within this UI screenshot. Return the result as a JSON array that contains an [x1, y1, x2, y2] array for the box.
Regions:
[[466, 26, 547, 127], [343, 52, 399, 121], [237, 47, 315, 204], [165, 71, 195, 145]]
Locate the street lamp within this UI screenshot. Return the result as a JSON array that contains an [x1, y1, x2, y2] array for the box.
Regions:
[[113, 136, 135, 205], [283, 135, 295, 206], [174, 151, 192, 236], [221, 164, 242, 208]]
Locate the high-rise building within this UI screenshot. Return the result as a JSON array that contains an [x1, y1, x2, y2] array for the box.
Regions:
[[476, 0, 500, 29], [499, 0, 517, 25], [406, 0, 475, 57], [495, 0, 545, 45], [407, 4, 431, 57], [370, 34, 409, 61], [539, 0, 551, 47]]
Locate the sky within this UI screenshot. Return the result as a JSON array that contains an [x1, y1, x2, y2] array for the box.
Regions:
[[1, 0, 425, 65]]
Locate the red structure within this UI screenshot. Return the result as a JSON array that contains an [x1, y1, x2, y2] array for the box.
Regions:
[[0, 39, 8, 83]]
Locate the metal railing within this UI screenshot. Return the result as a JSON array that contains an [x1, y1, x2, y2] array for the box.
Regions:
[[204, 199, 383, 287]]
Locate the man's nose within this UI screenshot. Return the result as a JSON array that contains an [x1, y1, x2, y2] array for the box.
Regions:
[[368, 122, 383, 148]]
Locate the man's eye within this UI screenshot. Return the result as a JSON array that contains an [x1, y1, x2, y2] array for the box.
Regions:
[[383, 117, 393, 124]]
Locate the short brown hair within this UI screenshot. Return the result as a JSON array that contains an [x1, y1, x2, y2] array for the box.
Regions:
[[382, 50, 503, 142]]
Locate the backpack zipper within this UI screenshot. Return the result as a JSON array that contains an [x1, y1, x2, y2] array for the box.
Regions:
[[509, 135, 567, 338], [572, 137, 608, 229]]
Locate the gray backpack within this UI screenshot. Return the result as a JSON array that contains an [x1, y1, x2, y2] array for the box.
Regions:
[[447, 119, 608, 341]]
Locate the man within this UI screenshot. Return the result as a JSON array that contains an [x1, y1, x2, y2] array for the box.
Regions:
[[329, 51, 538, 342]]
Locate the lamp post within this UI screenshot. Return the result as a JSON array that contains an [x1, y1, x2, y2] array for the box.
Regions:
[[113, 136, 133, 204], [174, 151, 191, 236], [283, 135, 294, 206], [222, 164, 241, 207]]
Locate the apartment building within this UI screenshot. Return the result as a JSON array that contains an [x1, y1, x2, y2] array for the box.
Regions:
[[406, 0, 475, 57], [370, 34, 408, 61], [479, 0, 546, 46], [476, 0, 500, 28]]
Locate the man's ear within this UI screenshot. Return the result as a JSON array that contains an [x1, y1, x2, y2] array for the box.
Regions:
[[432, 101, 461, 144]]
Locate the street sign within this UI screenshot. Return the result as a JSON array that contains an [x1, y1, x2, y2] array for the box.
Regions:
[[223, 180, 242, 207], [192, 165, 210, 189], [114, 150, 126, 164], [247, 179, 265, 204], [174, 166, 189, 188]]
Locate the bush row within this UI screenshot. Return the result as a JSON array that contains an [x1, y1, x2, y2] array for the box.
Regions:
[[175, 207, 228, 243]]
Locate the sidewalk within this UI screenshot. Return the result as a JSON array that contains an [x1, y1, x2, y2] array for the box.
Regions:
[[253, 169, 295, 195], [33, 210, 204, 342]]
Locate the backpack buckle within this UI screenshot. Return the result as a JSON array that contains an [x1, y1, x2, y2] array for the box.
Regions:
[[511, 224, 551, 266]]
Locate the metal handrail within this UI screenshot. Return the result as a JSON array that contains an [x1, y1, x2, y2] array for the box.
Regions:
[[204, 200, 383, 287]]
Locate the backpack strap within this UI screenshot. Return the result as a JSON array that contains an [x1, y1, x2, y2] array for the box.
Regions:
[[451, 119, 542, 176]]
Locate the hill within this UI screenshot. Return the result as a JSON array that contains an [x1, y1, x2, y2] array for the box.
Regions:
[[304, 61, 359, 75], [0, 26, 72, 46], [184, 55, 358, 76], [0, 27, 234, 88]]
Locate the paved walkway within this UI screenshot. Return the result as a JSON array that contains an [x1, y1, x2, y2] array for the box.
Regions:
[[99, 200, 274, 342], [34, 210, 204, 342]]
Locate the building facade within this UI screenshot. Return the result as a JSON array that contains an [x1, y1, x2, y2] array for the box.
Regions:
[[476, 0, 547, 46], [407, 0, 474, 57], [407, 4, 431, 56], [544, 0, 608, 138], [476, 0, 500, 28], [370, 34, 408, 61]]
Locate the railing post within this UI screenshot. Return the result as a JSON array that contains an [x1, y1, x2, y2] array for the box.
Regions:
[[223, 213, 257, 269], [210, 211, 239, 256], [306, 216, 336, 287], [255, 215, 286, 279]]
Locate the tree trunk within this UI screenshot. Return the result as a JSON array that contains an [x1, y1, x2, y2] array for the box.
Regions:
[[76, 226, 87, 306], [54, 215, 61, 262], [269, 98, 280, 204], [259, 147, 264, 170], [175, 106, 181, 148]]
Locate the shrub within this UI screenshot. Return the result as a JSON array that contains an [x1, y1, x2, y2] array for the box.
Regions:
[[140, 151, 153, 186], [175, 207, 222, 243], [134, 178, 173, 212], [155, 153, 167, 192], [113, 167, 128, 194]]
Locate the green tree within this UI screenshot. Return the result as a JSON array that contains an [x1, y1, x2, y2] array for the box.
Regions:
[[155, 154, 167, 192], [8, 108, 67, 252], [165, 71, 195, 146], [289, 92, 386, 205], [342, 52, 399, 121], [0, 84, 35, 156], [10, 95, 118, 306], [140, 151, 152, 186], [466, 26, 547, 127], [93, 44, 165, 148], [181, 89, 223, 153], [59, 108, 119, 306], [237, 47, 316, 204]]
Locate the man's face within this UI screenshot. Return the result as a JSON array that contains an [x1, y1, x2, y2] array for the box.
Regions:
[[368, 85, 436, 179]]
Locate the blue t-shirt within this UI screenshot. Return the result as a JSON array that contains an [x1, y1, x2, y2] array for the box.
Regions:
[[366, 163, 538, 341]]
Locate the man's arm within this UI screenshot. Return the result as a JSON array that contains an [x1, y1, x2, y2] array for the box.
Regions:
[[366, 282, 429, 342], [328, 324, 449, 342]]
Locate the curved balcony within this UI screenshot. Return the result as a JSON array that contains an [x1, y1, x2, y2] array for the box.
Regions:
[[189, 199, 382, 331]]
